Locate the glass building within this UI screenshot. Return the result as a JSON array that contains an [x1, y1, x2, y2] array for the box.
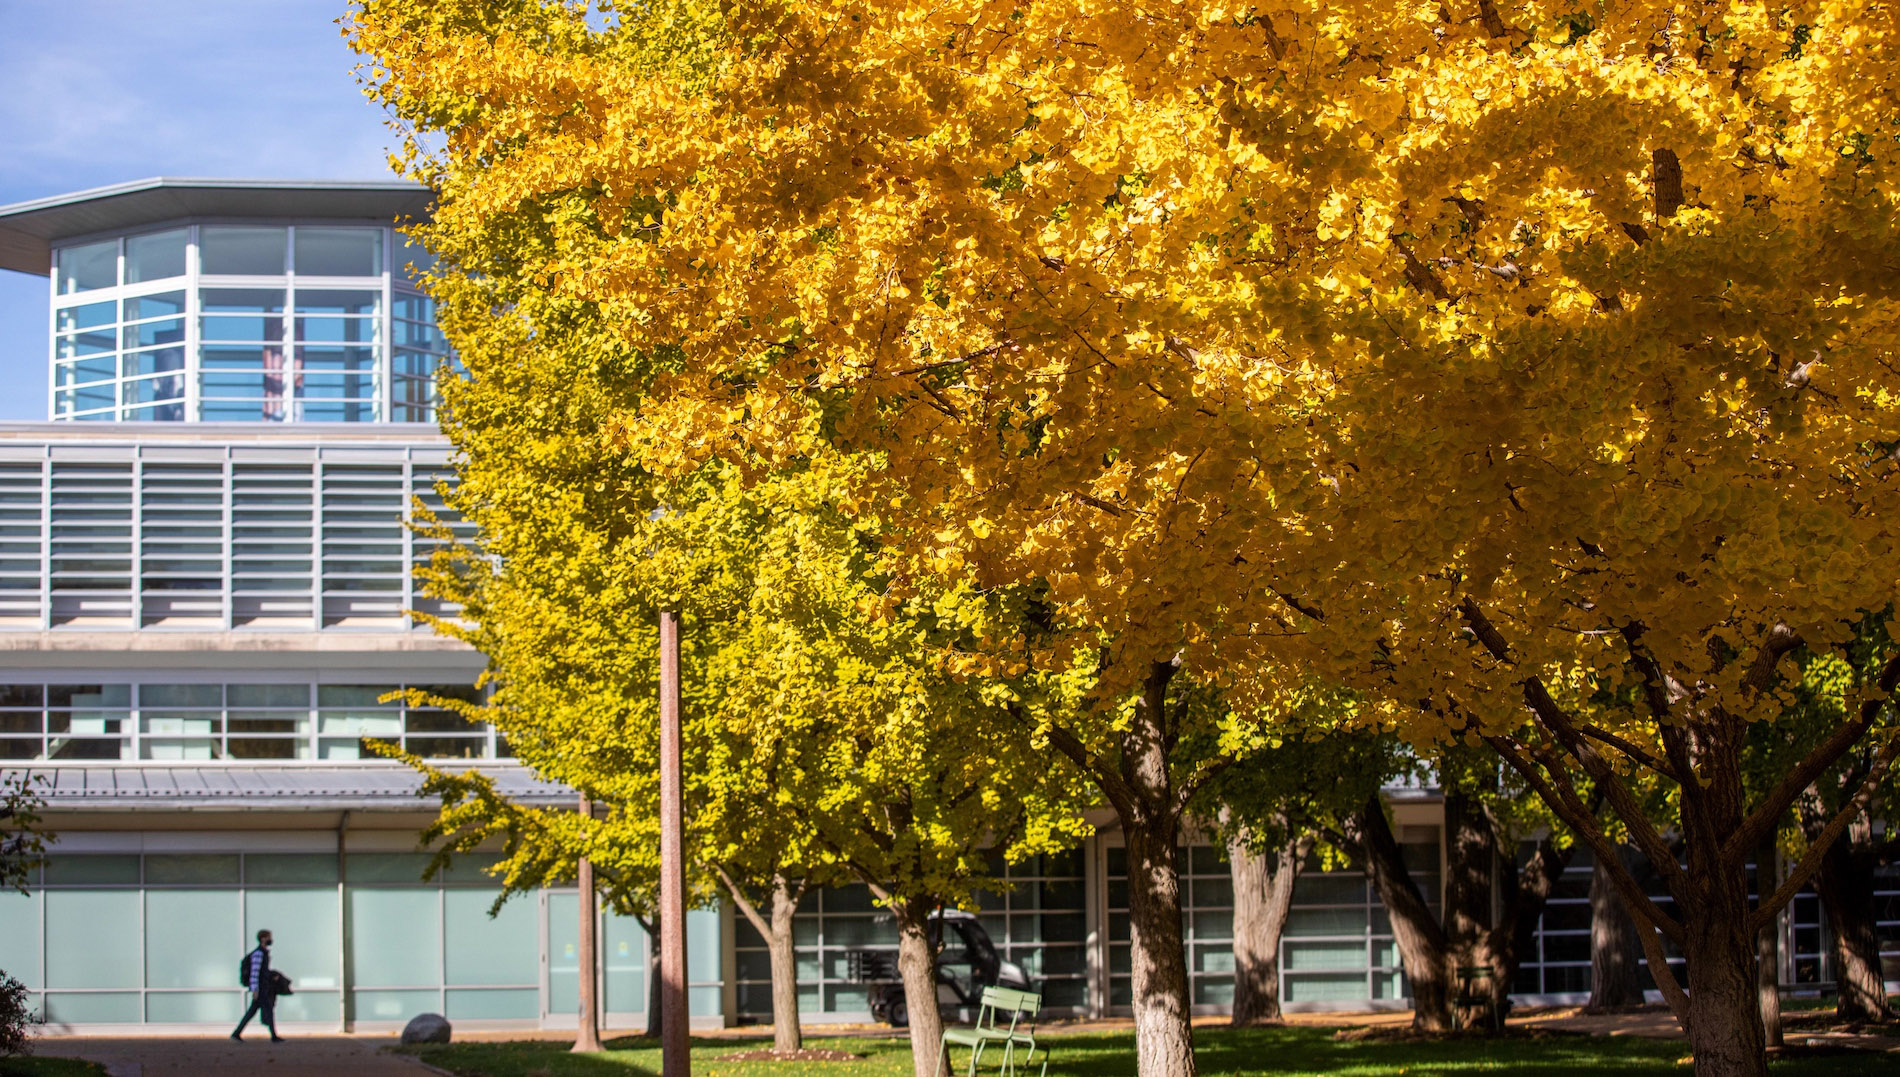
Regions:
[[0, 180, 1888, 1034]]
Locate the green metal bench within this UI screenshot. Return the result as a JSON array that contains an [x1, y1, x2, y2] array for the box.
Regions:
[[935, 986, 1048, 1077]]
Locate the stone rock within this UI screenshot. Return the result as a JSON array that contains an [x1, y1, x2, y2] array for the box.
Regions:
[[400, 1012, 452, 1045]]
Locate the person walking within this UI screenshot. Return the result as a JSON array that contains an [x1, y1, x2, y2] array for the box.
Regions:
[[231, 929, 284, 1043]]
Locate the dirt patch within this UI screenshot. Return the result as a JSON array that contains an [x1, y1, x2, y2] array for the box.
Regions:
[[714, 1048, 865, 1063]]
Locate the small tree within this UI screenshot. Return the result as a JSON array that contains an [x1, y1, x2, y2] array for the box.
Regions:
[[1193, 716, 1403, 1026]]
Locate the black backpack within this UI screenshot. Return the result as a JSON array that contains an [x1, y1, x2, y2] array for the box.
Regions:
[[237, 949, 256, 988]]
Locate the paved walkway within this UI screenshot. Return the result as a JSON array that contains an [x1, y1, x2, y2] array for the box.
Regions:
[[31, 1036, 438, 1077]]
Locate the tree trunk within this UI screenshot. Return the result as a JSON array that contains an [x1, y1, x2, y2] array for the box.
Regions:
[[1811, 827, 1892, 1023], [1587, 849, 1644, 1012], [1126, 817, 1196, 1074], [640, 916, 662, 1039], [573, 850, 604, 1052], [1682, 894, 1768, 1077], [1442, 787, 1506, 1028], [1047, 658, 1199, 1077], [1349, 798, 1453, 1031], [892, 897, 948, 1077], [767, 877, 804, 1053], [1755, 841, 1782, 1049], [1679, 737, 1768, 1077], [1228, 831, 1306, 1026]]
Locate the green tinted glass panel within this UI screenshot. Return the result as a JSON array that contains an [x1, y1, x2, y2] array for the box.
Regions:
[[444, 889, 535, 987], [44, 991, 139, 1023], [344, 853, 433, 884], [44, 855, 140, 886], [1284, 971, 1370, 1003], [46, 890, 141, 988], [349, 888, 439, 989], [603, 913, 648, 1015], [139, 684, 221, 707], [146, 990, 242, 1023], [273, 990, 340, 1023], [353, 988, 439, 1022], [0, 892, 40, 987], [317, 685, 397, 708], [446, 987, 537, 1020], [248, 887, 342, 991], [226, 684, 308, 708], [245, 853, 338, 886], [145, 854, 240, 885], [547, 892, 578, 1015], [687, 907, 721, 988], [146, 889, 240, 987]]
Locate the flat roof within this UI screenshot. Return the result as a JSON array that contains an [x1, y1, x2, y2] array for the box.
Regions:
[[0, 177, 433, 276]]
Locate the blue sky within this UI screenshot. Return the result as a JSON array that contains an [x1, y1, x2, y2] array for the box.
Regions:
[[0, 0, 398, 419]]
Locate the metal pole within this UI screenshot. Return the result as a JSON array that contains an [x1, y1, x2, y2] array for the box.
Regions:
[[659, 609, 690, 1075], [574, 795, 603, 1053]]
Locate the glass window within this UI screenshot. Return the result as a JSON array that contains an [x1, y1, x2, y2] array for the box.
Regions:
[[247, 887, 341, 990], [444, 889, 536, 986], [124, 348, 187, 378], [140, 683, 221, 708], [318, 685, 397, 707], [58, 329, 118, 358], [297, 290, 379, 316], [0, 685, 43, 708], [56, 301, 116, 332], [226, 684, 308, 708], [200, 227, 286, 276], [56, 240, 117, 293], [0, 892, 40, 988], [295, 228, 382, 277], [349, 888, 440, 988], [202, 288, 285, 314], [244, 854, 338, 886], [147, 992, 243, 1023], [49, 684, 130, 709], [125, 229, 187, 283], [123, 291, 187, 321], [296, 318, 377, 344], [145, 889, 240, 987], [144, 854, 241, 886], [123, 320, 184, 349], [46, 889, 141, 988]]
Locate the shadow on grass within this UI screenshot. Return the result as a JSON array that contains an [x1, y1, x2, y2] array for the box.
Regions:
[[403, 1026, 1878, 1077]]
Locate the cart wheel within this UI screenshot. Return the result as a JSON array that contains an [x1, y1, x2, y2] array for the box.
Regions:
[[888, 991, 909, 1029]]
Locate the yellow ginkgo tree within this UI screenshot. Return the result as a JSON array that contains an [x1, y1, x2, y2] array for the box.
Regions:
[[353, 3, 1900, 1075]]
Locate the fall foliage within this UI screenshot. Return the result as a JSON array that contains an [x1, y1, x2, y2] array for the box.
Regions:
[[352, 3, 1900, 1075]]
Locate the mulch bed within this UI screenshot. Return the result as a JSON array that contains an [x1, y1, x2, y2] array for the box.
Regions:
[[714, 1048, 864, 1063]]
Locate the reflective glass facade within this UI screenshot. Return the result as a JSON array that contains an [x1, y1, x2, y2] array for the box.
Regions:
[[0, 679, 502, 762], [49, 224, 449, 423], [4, 852, 725, 1029]]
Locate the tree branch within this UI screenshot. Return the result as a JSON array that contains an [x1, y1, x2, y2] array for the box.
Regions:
[[712, 863, 773, 941], [1749, 724, 1900, 933], [1731, 648, 1900, 859], [1483, 731, 1684, 943]]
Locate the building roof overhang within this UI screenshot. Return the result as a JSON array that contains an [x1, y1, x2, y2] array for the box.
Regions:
[[0, 177, 434, 277], [2, 762, 566, 813]]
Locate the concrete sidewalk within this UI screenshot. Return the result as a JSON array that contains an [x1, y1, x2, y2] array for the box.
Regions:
[[30, 1036, 439, 1077]]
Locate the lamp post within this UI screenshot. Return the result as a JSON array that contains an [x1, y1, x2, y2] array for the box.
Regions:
[[659, 609, 689, 1076]]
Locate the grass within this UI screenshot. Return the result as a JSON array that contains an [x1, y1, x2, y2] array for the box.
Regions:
[[401, 1026, 1879, 1077], [0, 1059, 107, 1077]]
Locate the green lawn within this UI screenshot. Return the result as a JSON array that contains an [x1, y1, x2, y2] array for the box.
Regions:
[[401, 1026, 1876, 1077], [0, 1059, 106, 1077]]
